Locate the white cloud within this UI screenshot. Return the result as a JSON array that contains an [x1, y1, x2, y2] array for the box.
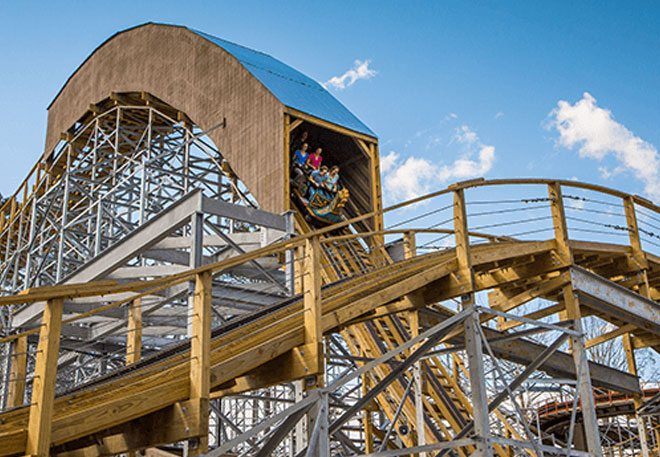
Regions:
[[384, 156, 437, 201], [382, 126, 496, 202], [548, 92, 660, 200], [454, 125, 478, 145], [437, 145, 495, 182], [495, 111, 504, 120], [324, 59, 377, 90], [380, 151, 399, 174]]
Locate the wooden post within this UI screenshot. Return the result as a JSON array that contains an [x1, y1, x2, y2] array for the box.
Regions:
[[622, 196, 651, 457], [189, 271, 212, 454], [369, 143, 384, 239], [6, 334, 28, 408], [453, 189, 491, 457], [547, 182, 572, 264], [126, 298, 142, 457], [26, 298, 64, 457], [362, 372, 374, 453], [303, 236, 323, 378], [283, 114, 291, 211], [548, 183, 603, 457], [126, 298, 142, 365]]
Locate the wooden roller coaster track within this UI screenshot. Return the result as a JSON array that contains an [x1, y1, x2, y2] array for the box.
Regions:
[[0, 177, 657, 457]]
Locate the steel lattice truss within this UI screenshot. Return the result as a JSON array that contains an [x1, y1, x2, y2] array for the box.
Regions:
[[0, 104, 253, 297]]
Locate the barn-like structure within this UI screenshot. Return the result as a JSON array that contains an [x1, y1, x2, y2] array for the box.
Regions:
[[0, 23, 658, 457]]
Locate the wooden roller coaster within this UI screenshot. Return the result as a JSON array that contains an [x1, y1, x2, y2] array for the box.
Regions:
[[0, 23, 658, 457]]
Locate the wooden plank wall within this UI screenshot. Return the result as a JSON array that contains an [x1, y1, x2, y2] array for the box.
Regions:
[[45, 24, 285, 213]]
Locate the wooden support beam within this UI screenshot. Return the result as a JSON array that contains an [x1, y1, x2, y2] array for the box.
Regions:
[[126, 298, 142, 365], [6, 334, 28, 408], [370, 143, 384, 237], [189, 271, 212, 454], [548, 182, 572, 263], [624, 196, 649, 273], [209, 345, 324, 396], [283, 114, 291, 211], [302, 236, 324, 381], [498, 302, 565, 331], [289, 118, 303, 131], [487, 273, 569, 314], [362, 373, 374, 453], [26, 298, 64, 457], [585, 323, 636, 349]]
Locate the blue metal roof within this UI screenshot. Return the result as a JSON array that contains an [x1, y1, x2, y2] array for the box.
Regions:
[[191, 29, 376, 138]]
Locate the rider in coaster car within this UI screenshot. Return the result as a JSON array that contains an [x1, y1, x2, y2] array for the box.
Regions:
[[306, 147, 323, 171], [310, 165, 329, 188], [324, 166, 340, 193], [292, 143, 310, 168]]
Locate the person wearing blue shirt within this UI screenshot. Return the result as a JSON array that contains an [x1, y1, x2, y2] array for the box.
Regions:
[[293, 143, 309, 168], [310, 166, 328, 187], [291, 143, 310, 193]]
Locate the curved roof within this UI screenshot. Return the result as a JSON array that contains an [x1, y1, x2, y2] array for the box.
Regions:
[[190, 28, 375, 137]]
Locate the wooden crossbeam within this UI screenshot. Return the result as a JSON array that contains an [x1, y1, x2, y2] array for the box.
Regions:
[[586, 323, 636, 349], [498, 302, 565, 332]]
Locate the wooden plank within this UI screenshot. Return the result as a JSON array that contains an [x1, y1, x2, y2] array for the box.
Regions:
[[26, 298, 64, 457]]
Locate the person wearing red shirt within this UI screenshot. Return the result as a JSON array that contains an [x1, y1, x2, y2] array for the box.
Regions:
[[306, 147, 323, 170]]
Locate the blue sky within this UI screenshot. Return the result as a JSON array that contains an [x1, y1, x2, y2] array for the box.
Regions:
[[1, 1, 660, 206]]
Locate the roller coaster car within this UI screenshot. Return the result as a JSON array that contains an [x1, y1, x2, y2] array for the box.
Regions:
[[291, 167, 349, 226]]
